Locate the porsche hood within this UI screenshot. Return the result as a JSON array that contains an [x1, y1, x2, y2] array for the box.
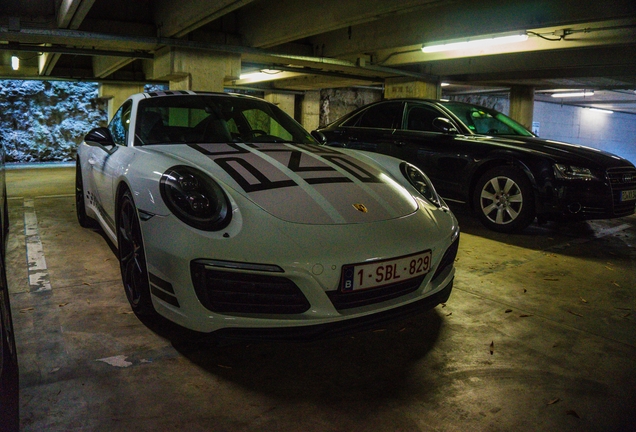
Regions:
[[154, 142, 419, 225]]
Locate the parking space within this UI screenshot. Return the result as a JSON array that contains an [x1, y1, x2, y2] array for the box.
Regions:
[[6, 166, 636, 431]]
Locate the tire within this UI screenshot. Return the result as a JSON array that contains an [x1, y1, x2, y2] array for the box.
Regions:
[[117, 189, 156, 316], [75, 158, 96, 228], [473, 166, 536, 233]]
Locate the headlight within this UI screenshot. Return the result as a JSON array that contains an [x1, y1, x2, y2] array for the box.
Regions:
[[553, 164, 597, 180], [400, 162, 444, 208], [160, 165, 231, 231]]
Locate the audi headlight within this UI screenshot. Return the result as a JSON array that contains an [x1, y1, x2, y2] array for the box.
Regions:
[[160, 165, 231, 231], [553, 164, 597, 181], [400, 162, 444, 208]]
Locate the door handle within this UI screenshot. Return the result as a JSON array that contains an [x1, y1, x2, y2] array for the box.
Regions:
[[88, 157, 97, 166]]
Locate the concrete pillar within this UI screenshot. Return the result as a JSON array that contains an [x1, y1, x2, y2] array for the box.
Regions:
[[301, 90, 321, 132], [98, 83, 145, 121], [264, 92, 295, 118], [147, 47, 240, 92], [384, 78, 440, 100], [509, 86, 535, 129]]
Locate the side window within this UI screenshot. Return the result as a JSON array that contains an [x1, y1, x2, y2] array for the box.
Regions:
[[344, 102, 403, 129], [241, 108, 293, 141], [406, 104, 445, 132], [467, 109, 517, 135], [108, 101, 132, 146]]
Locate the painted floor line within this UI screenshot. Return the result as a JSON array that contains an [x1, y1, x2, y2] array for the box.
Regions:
[[23, 198, 52, 292]]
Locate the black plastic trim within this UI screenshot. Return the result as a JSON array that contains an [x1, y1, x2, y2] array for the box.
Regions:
[[210, 278, 453, 342]]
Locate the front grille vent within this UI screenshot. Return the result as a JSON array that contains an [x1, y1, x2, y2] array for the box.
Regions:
[[191, 263, 310, 314], [607, 167, 636, 216], [327, 276, 424, 310]]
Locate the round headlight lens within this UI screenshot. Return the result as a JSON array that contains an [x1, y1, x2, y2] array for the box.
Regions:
[[400, 162, 443, 208], [160, 165, 231, 231]]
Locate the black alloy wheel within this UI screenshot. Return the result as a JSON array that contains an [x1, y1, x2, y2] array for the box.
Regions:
[[473, 166, 536, 233], [117, 189, 156, 316], [75, 158, 95, 228]]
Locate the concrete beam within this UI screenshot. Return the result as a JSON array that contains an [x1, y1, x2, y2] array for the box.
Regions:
[[384, 78, 440, 100], [149, 46, 241, 92], [510, 86, 535, 129], [266, 74, 381, 91], [301, 91, 321, 132], [39, 52, 60, 76], [57, 0, 96, 29], [93, 56, 136, 79], [378, 18, 636, 68], [264, 92, 295, 118], [0, 65, 39, 77], [414, 44, 636, 85], [99, 83, 145, 121], [309, 0, 636, 58], [154, 0, 254, 38], [238, 0, 439, 49], [43, 0, 96, 76]]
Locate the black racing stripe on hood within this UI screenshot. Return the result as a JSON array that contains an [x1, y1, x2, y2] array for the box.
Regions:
[[188, 143, 381, 192], [183, 142, 418, 224]]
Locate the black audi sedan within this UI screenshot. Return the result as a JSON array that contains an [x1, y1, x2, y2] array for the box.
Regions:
[[313, 99, 636, 233]]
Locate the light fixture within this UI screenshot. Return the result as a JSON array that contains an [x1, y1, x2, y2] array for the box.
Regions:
[[11, 55, 19, 71], [551, 91, 594, 98], [422, 33, 528, 53], [239, 69, 281, 81], [588, 108, 613, 114], [441, 82, 450, 87]]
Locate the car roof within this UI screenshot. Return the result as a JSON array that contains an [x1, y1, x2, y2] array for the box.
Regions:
[[130, 90, 267, 103]]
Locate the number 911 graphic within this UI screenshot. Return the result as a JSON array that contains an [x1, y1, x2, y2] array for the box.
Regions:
[[77, 91, 459, 339]]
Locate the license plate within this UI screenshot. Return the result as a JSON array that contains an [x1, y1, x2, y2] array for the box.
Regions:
[[341, 250, 432, 292], [621, 189, 636, 202]]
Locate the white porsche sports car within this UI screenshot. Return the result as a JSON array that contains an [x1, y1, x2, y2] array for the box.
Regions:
[[76, 91, 459, 338]]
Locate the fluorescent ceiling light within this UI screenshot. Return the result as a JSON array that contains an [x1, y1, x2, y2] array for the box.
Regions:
[[441, 82, 450, 87], [422, 33, 528, 53], [239, 69, 281, 81], [551, 91, 594, 98], [11, 56, 19, 70], [588, 108, 613, 114]]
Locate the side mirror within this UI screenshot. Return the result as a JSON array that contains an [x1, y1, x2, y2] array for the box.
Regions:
[[311, 130, 328, 144], [432, 117, 458, 134], [84, 127, 115, 152]]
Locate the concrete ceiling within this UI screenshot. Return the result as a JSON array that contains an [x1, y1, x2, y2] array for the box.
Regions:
[[1, 0, 636, 113]]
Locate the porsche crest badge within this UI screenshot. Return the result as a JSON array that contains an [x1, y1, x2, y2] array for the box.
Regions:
[[353, 203, 368, 213]]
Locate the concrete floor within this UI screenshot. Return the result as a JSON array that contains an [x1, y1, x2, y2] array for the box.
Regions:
[[5, 165, 636, 431]]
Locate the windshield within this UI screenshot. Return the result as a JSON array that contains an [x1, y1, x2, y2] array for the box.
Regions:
[[135, 95, 316, 146], [441, 102, 534, 137]]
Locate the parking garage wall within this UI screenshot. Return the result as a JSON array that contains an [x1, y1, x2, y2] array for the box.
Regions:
[[319, 88, 382, 127], [0, 80, 108, 163], [532, 101, 636, 165]]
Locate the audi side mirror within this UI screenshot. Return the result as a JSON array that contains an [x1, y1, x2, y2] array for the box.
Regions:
[[311, 130, 328, 144]]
